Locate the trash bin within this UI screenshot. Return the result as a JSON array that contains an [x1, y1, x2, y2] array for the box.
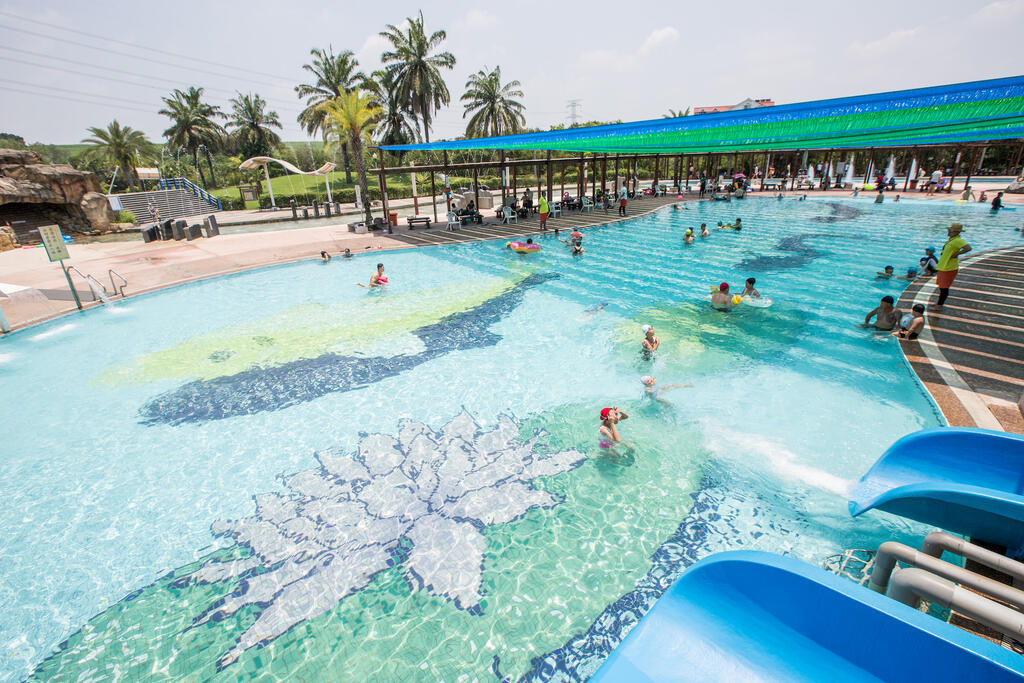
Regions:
[[389, 211, 399, 226]]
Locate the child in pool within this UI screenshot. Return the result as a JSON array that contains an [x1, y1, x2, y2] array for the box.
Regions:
[[641, 324, 660, 353], [700, 223, 709, 237], [741, 277, 760, 298], [898, 267, 918, 281], [893, 304, 926, 340], [876, 265, 895, 279], [683, 228, 694, 243], [599, 407, 629, 447], [641, 376, 691, 406]]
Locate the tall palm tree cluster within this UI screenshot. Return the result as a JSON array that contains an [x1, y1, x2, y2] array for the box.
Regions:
[[81, 11, 529, 197]]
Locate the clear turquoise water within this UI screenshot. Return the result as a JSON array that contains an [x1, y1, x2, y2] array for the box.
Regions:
[[0, 196, 1020, 681]]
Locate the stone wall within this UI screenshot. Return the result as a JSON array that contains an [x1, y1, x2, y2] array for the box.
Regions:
[[0, 149, 114, 241]]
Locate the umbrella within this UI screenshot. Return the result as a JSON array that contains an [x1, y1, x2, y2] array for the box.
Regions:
[[733, 173, 746, 178]]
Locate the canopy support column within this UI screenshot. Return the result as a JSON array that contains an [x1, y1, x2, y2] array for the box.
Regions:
[[430, 170, 437, 223], [500, 151, 506, 206], [653, 154, 659, 192], [546, 151, 553, 202], [1011, 142, 1024, 175], [512, 161, 517, 199], [473, 166, 480, 213], [863, 149, 872, 186], [560, 161, 565, 201], [963, 147, 978, 193], [614, 155, 619, 196], [684, 155, 691, 193], [377, 148, 391, 233], [948, 148, 963, 193], [601, 154, 607, 198], [443, 151, 451, 212], [591, 155, 597, 199]]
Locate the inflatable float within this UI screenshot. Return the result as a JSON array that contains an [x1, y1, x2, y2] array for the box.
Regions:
[[849, 428, 1024, 549], [507, 240, 541, 254], [592, 550, 1024, 682]]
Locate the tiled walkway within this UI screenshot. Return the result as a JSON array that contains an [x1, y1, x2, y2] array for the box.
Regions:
[[897, 244, 1024, 434]]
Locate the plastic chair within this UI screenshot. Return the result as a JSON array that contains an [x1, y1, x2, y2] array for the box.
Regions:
[[580, 197, 595, 212], [446, 211, 460, 231], [501, 206, 518, 224], [550, 202, 562, 218]]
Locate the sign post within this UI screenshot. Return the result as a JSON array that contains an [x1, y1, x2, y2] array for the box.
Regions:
[[39, 224, 81, 311]]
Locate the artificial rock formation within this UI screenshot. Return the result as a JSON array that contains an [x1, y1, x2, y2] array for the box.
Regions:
[[0, 149, 114, 242], [1007, 177, 1024, 194]]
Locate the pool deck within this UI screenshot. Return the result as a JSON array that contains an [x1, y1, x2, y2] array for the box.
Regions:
[[0, 195, 680, 331], [897, 244, 1024, 435]]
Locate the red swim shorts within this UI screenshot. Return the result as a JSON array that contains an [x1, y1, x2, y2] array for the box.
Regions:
[[619, 198, 627, 206], [936, 269, 958, 288]]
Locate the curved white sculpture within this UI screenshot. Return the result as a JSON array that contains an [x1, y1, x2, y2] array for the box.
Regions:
[[238, 156, 338, 207]]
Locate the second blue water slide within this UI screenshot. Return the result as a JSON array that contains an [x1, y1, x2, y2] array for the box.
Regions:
[[849, 428, 1024, 549], [591, 551, 1024, 682]]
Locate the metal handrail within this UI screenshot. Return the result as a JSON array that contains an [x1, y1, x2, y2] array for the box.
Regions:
[[66, 266, 109, 301], [108, 269, 128, 297]]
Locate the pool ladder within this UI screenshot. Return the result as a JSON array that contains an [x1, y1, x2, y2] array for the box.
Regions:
[[65, 267, 129, 301]]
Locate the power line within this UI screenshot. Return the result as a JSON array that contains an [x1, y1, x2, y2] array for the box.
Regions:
[[0, 23, 287, 89], [0, 85, 156, 114], [0, 8, 295, 82], [0, 77, 161, 108], [0, 52, 302, 114]]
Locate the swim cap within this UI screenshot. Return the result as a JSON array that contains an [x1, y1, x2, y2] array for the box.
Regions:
[[640, 376, 655, 386], [719, 282, 729, 292], [925, 246, 935, 253], [641, 324, 652, 334], [885, 265, 893, 270], [600, 408, 612, 420]]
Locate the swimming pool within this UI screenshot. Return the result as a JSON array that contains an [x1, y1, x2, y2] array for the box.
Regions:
[[1, 196, 1020, 681]]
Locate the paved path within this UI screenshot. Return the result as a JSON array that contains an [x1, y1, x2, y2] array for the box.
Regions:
[[897, 244, 1024, 434], [0, 195, 677, 332]]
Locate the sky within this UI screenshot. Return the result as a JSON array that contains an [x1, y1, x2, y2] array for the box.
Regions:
[[1, 0, 1022, 145]]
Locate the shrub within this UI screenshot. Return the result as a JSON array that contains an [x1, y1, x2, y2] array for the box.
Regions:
[[114, 210, 136, 223]]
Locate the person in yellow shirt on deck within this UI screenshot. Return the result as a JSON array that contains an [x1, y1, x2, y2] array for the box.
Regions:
[[933, 223, 971, 311], [538, 192, 550, 231]]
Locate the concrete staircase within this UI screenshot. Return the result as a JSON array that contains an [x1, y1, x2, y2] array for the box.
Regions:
[[109, 178, 222, 223]]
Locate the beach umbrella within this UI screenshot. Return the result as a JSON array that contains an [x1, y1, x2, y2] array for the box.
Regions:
[[908, 158, 918, 182], [844, 157, 855, 186], [733, 172, 746, 178], [807, 164, 815, 181], [884, 155, 896, 181]]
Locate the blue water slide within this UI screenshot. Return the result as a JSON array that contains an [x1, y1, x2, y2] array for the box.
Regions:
[[848, 428, 1024, 549], [591, 551, 1024, 682]]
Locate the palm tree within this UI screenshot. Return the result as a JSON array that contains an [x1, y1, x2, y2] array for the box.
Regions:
[[295, 46, 365, 182], [226, 92, 283, 160], [460, 66, 525, 138], [158, 86, 225, 187], [663, 107, 691, 118], [364, 69, 418, 156], [81, 121, 155, 192], [380, 11, 455, 144], [318, 91, 379, 224]]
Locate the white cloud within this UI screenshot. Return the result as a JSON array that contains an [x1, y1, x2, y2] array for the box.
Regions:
[[463, 9, 498, 28], [849, 28, 920, 54], [355, 33, 390, 72], [973, 0, 1024, 21], [638, 26, 680, 56]]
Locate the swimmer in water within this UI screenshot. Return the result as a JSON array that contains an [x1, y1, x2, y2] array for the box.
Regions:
[[684, 228, 695, 243], [733, 218, 742, 230], [863, 295, 902, 331], [571, 241, 585, 255], [320, 250, 331, 262], [876, 265, 895, 279], [740, 277, 760, 298], [898, 267, 918, 281], [700, 223, 709, 237], [711, 282, 736, 310], [343, 248, 353, 258], [357, 262, 388, 287], [641, 375, 692, 406], [641, 324, 660, 354], [584, 302, 609, 316], [598, 407, 629, 448], [893, 303, 926, 340]]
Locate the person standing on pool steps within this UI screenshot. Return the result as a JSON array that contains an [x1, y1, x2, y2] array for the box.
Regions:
[[933, 223, 970, 311]]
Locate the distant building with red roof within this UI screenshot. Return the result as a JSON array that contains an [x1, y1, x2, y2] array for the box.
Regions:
[[693, 98, 775, 115]]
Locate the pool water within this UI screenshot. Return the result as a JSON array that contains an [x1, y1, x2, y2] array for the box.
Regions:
[[1, 197, 1020, 681]]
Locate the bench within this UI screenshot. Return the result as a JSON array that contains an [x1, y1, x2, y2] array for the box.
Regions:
[[406, 215, 431, 229], [761, 179, 783, 190]]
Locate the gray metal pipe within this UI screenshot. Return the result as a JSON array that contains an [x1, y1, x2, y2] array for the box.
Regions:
[[889, 568, 1024, 641], [869, 541, 1024, 610], [920, 531, 1024, 583]]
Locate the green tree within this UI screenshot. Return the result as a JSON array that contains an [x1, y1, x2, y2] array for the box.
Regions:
[[364, 69, 417, 156], [158, 86, 225, 188], [226, 92, 283, 160], [318, 91, 379, 224], [380, 11, 455, 144], [663, 107, 691, 118], [460, 66, 525, 138], [296, 46, 364, 182], [81, 121, 155, 192]]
